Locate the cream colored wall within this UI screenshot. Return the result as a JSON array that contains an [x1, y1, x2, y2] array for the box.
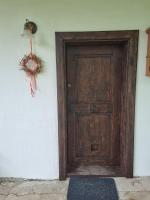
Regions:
[[0, 0, 150, 179]]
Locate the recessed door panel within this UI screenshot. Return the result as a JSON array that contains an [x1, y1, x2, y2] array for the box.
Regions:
[[67, 44, 122, 172]]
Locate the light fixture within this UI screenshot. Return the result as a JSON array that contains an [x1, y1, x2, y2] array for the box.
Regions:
[[21, 19, 37, 37]]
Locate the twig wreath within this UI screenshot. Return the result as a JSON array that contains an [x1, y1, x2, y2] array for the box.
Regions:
[[20, 20, 42, 96]]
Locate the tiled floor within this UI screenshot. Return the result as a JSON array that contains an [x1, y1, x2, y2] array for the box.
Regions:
[[0, 177, 150, 200]]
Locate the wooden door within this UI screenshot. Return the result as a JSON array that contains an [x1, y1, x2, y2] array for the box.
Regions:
[[56, 31, 139, 180], [67, 44, 123, 176]]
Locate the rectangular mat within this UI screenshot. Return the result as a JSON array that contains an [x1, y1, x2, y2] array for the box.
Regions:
[[67, 177, 119, 200]]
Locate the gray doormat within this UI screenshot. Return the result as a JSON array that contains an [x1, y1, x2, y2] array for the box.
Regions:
[[67, 177, 119, 200]]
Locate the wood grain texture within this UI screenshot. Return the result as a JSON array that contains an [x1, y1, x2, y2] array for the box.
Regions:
[[67, 45, 122, 173], [146, 28, 150, 76], [55, 31, 139, 180]]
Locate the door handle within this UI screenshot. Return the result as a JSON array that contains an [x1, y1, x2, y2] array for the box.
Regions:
[[67, 83, 72, 88]]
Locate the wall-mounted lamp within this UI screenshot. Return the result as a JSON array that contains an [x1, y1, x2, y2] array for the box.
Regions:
[[21, 19, 37, 37], [146, 28, 150, 76]]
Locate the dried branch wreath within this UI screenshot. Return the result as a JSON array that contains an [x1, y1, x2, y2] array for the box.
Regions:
[[20, 53, 42, 76]]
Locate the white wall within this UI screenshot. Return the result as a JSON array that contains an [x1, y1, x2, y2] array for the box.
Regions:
[[0, 0, 150, 179]]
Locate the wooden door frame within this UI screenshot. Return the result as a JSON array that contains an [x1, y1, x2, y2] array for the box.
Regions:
[[55, 31, 139, 180]]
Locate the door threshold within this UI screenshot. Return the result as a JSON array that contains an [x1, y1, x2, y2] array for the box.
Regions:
[[67, 165, 122, 177]]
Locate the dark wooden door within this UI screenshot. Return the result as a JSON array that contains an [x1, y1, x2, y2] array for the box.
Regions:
[[67, 44, 124, 175], [56, 31, 138, 179]]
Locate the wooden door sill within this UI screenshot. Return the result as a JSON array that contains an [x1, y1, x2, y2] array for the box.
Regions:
[[67, 165, 123, 177]]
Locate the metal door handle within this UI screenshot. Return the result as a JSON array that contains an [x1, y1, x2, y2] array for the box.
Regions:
[[68, 83, 72, 88]]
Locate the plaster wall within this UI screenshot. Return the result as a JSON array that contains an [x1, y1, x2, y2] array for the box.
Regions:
[[0, 0, 150, 179]]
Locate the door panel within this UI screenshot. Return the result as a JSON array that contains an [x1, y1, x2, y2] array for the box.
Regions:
[[76, 114, 111, 158], [67, 44, 123, 173]]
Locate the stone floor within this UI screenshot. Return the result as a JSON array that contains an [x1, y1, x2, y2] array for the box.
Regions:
[[0, 177, 150, 200]]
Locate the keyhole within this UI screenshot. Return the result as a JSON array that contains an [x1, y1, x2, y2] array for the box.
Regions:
[[91, 144, 99, 152]]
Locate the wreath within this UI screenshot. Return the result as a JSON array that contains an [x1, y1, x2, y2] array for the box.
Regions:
[[20, 53, 42, 76]]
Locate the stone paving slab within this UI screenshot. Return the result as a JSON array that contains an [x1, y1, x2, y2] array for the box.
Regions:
[[140, 177, 150, 191], [114, 177, 145, 192], [0, 177, 149, 200], [119, 191, 150, 200]]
